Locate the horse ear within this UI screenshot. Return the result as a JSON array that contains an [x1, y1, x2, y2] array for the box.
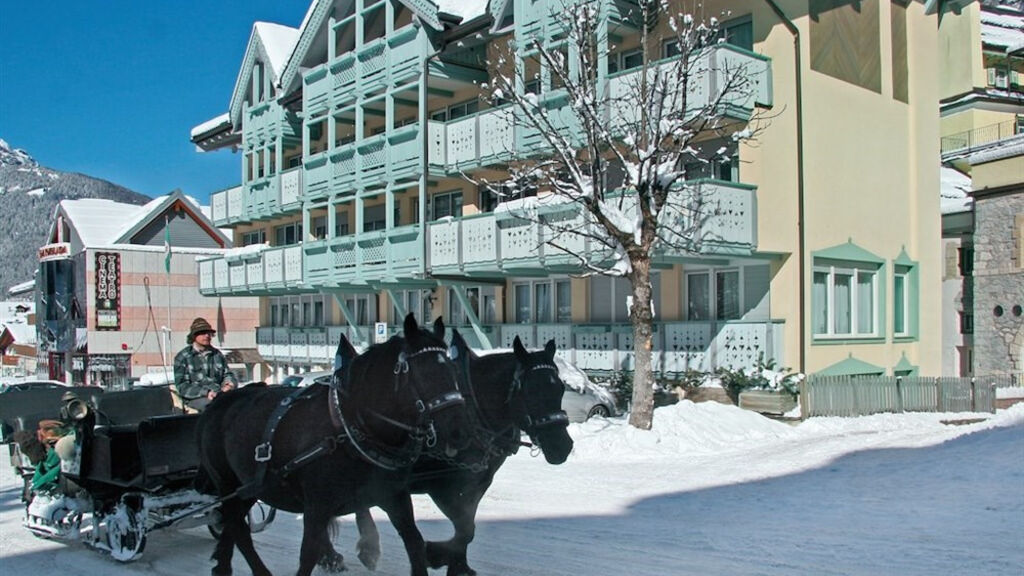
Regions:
[[512, 336, 528, 362], [403, 313, 418, 340], [544, 339, 557, 360], [432, 316, 445, 339], [450, 328, 473, 359], [334, 334, 355, 371]]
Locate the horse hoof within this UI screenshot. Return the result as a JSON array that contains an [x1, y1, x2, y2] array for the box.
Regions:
[[211, 568, 231, 576], [447, 566, 476, 576], [318, 551, 347, 573], [357, 546, 378, 571]]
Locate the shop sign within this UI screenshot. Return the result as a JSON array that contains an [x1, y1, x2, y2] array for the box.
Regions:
[[38, 242, 71, 262], [95, 252, 121, 331]]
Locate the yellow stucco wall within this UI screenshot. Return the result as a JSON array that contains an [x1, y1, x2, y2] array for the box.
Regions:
[[938, 1, 984, 99], [972, 155, 1024, 190]]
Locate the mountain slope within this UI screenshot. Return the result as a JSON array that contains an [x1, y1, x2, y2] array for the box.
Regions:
[[0, 139, 152, 295]]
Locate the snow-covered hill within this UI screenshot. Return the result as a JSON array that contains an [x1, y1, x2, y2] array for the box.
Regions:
[[0, 139, 152, 295]]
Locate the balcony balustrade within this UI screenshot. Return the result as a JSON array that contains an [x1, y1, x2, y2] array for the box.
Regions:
[[198, 245, 304, 296], [429, 180, 756, 275], [254, 320, 783, 375], [209, 166, 302, 227], [608, 44, 772, 126], [302, 224, 422, 288]]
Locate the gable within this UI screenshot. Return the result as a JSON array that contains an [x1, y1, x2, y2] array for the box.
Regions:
[[229, 22, 301, 127], [124, 197, 227, 249], [280, 0, 446, 96]]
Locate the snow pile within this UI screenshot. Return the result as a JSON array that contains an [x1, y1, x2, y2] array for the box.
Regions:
[[568, 400, 795, 460]]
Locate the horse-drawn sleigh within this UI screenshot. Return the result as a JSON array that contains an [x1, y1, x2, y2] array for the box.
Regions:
[[0, 374, 274, 561], [2, 313, 577, 576]]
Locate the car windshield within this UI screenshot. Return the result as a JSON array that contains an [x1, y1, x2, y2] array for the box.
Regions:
[[281, 375, 302, 387]]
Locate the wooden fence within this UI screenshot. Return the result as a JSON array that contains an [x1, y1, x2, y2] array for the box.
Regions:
[[801, 374, 1021, 419]]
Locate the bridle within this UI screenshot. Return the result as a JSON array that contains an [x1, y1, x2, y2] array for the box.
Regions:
[[508, 363, 570, 436], [330, 343, 466, 470]]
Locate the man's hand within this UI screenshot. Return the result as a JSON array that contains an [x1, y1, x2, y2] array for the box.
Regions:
[[221, 381, 236, 393], [206, 389, 218, 400]]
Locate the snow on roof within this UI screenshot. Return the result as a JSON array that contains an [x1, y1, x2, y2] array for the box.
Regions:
[[940, 166, 973, 214], [254, 21, 301, 79], [190, 112, 231, 139], [981, 8, 1024, 49], [61, 198, 150, 247], [434, 0, 490, 21], [969, 132, 1024, 164], [6, 280, 35, 296], [1, 322, 35, 345]]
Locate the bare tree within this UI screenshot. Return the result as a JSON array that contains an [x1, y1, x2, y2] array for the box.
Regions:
[[477, 0, 770, 429]]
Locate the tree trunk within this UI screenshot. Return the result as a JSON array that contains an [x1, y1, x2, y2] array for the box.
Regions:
[[628, 256, 655, 430]]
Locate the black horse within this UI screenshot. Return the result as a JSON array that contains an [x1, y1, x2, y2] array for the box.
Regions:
[[353, 331, 575, 576], [195, 314, 472, 576]]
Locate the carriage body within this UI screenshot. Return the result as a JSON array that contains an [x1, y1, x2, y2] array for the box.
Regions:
[[0, 385, 269, 562]]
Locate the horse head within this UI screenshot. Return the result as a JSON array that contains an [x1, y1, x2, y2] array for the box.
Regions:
[[506, 335, 574, 464]]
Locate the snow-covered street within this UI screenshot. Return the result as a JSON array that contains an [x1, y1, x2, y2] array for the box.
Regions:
[[1, 401, 1021, 575]]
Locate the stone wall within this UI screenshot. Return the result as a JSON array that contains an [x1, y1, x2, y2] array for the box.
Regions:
[[973, 189, 1024, 374]]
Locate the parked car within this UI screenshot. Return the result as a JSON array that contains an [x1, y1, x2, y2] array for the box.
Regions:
[[280, 370, 333, 387], [552, 357, 619, 422], [0, 379, 68, 394]]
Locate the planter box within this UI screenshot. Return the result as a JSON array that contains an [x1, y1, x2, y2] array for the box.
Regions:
[[738, 390, 797, 415]]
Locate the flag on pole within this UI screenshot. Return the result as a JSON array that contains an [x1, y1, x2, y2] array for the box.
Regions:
[[164, 214, 172, 273]]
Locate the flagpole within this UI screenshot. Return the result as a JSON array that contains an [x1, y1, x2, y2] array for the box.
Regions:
[[164, 213, 173, 385]]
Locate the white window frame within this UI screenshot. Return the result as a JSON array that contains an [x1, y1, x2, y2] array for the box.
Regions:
[[512, 278, 572, 324], [242, 229, 266, 247], [685, 268, 743, 321], [893, 267, 910, 337], [812, 263, 879, 339]]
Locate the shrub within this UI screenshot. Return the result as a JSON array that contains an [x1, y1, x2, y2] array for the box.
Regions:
[[715, 353, 802, 404]]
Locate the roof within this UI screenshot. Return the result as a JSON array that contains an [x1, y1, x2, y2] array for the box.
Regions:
[[0, 322, 35, 346], [191, 112, 231, 139], [228, 21, 301, 127], [981, 7, 1024, 50], [969, 132, 1024, 164], [255, 22, 301, 79], [58, 190, 229, 249], [434, 0, 489, 22], [7, 280, 35, 297], [940, 165, 974, 215], [61, 199, 146, 247]]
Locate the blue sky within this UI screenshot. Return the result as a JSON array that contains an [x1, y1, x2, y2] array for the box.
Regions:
[[1, 1, 306, 204]]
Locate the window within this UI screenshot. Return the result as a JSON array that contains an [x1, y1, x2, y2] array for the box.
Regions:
[[270, 295, 329, 327], [608, 48, 643, 74], [271, 304, 279, 327], [274, 222, 303, 246], [959, 312, 974, 335], [555, 280, 571, 323], [894, 267, 909, 336], [335, 211, 350, 237], [390, 289, 428, 324], [312, 216, 328, 240], [686, 269, 740, 321], [958, 247, 973, 276], [429, 99, 479, 122], [242, 230, 266, 246], [513, 279, 571, 324], [431, 191, 463, 220], [663, 39, 681, 59], [717, 18, 753, 51], [812, 261, 879, 338], [363, 204, 386, 232], [314, 301, 324, 325], [343, 295, 375, 325]]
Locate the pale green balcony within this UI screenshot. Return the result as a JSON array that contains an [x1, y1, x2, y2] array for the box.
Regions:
[[198, 245, 304, 296], [428, 179, 757, 277]]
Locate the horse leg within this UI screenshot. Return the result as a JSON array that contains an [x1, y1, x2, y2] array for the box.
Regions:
[[426, 489, 484, 576], [210, 510, 236, 576], [354, 508, 381, 570], [221, 498, 272, 576], [316, 518, 346, 573], [380, 491, 428, 576], [296, 509, 334, 576]]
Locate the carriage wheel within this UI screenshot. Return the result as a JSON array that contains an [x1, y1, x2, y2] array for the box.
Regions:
[[105, 500, 147, 562], [207, 500, 277, 539]]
